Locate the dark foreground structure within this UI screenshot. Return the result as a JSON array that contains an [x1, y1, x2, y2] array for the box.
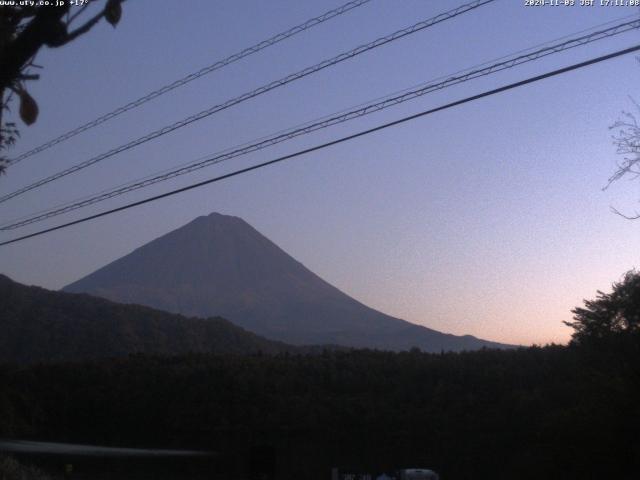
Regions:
[[0, 440, 218, 479]]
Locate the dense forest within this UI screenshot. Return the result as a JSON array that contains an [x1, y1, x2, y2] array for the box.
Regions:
[[1, 273, 638, 479], [1, 338, 638, 479]]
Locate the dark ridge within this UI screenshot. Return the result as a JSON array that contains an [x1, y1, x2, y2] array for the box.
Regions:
[[0, 275, 298, 364]]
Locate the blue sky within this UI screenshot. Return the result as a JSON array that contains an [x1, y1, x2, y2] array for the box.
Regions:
[[1, 0, 639, 345]]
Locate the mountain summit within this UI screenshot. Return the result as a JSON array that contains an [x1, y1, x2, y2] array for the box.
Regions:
[[64, 213, 509, 351]]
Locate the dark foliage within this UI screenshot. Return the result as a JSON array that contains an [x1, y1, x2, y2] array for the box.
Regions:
[[0, 1, 124, 172], [0, 455, 52, 480], [566, 270, 640, 344], [1, 341, 638, 480], [2, 273, 639, 478]]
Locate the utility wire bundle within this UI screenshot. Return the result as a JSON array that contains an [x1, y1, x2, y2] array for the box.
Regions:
[[2, 16, 638, 231], [6, 0, 374, 166], [0, 0, 495, 205], [1, 0, 639, 246]]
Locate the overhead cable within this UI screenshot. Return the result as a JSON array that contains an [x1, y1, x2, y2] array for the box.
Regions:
[[1, 43, 638, 247], [2, 17, 638, 231], [0, 0, 496, 204], [5, 0, 374, 166]]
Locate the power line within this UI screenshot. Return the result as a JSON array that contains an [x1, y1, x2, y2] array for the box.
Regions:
[[5, 0, 374, 166], [0, 0, 495, 205], [2, 43, 638, 247], [2, 17, 638, 231]]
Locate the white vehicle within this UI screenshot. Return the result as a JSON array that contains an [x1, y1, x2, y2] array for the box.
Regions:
[[398, 468, 440, 480]]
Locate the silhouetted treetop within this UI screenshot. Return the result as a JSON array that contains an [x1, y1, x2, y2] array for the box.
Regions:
[[566, 270, 640, 344]]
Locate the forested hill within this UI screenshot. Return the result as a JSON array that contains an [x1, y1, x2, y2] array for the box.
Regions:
[[0, 275, 296, 364]]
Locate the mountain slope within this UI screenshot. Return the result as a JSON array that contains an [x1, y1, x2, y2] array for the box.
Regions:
[[64, 213, 510, 351], [0, 274, 294, 364]]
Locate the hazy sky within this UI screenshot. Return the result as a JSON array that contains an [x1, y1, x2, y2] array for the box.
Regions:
[[1, 0, 639, 346]]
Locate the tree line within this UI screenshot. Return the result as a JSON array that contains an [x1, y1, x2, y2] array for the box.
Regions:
[[1, 272, 639, 480]]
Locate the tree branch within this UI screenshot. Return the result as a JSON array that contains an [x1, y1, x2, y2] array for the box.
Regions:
[[67, 3, 91, 26], [61, 8, 106, 45], [610, 205, 640, 220], [0, 6, 69, 90]]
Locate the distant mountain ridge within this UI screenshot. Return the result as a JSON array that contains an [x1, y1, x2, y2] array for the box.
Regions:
[[64, 212, 511, 351], [0, 274, 295, 364]]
